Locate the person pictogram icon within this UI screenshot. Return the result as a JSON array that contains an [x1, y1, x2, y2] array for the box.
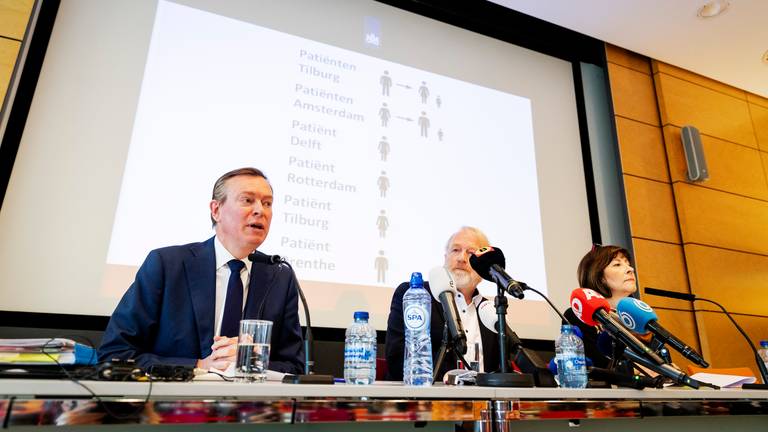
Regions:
[[380, 71, 392, 96], [378, 136, 390, 161], [375, 250, 388, 283], [377, 171, 390, 197], [377, 210, 389, 238]]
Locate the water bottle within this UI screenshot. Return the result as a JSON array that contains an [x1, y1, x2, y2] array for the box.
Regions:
[[555, 325, 587, 388], [343, 311, 377, 384], [402, 272, 433, 386], [758, 340, 768, 371]]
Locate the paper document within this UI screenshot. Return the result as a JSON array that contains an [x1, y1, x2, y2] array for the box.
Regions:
[[691, 372, 756, 388]]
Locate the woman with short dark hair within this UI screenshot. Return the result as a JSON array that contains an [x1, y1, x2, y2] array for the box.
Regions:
[[564, 245, 637, 368]]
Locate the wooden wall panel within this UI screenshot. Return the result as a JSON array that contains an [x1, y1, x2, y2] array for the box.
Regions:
[[623, 175, 680, 243], [653, 308, 700, 370], [653, 62, 746, 100], [696, 311, 768, 381], [0, 0, 33, 40], [611, 53, 768, 379], [607, 63, 659, 126], [616, 117, 669, 182], [750, 103, 768, 152], [632, 239, 691, 311], [0, 37, 19, 103], [673, 182, 768, 254], [763, 152, 768, 185], [684, 244, 768, 316], [655, 73, 757, 148], [664, 125, 768, 200], [605, 44, 651, 75], [748, 93, 768, 109]]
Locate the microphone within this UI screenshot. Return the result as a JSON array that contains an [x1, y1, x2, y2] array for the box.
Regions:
[[479, 301, 556, 387], [645, 286, 768, 389], [587, 367, 662, 390], [247, 251, 333, 383], [477, 300, 522, 349], [548, 359, 657, 390], [428, 267, 468, 355], [644, 287, 695, 301], [617, 297, 709, 367], [468, 247, 526, 299], [569, 289, 665, 365], [248, 250, 284, 265]]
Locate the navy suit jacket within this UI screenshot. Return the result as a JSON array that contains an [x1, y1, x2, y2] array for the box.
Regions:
[[98, 237, 304, 374], [384, 281, 500, 381]]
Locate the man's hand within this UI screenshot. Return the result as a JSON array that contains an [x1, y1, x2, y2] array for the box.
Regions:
[[196, 336, 238, 371]]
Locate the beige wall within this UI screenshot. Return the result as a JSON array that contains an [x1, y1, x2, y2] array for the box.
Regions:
[[607, 44, 768, 379], [0, 0, 33, 104]]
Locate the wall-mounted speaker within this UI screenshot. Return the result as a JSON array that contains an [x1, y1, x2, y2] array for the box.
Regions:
[[681, 125, 709, 182]]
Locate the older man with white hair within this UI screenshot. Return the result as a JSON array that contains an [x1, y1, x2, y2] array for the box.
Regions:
[[384, 226, 502, 381]]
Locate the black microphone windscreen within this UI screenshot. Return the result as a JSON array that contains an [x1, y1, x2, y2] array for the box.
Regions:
[[468, 247, 506, 281], [644, 287, 696, 302], [248, 251, 280, 265]]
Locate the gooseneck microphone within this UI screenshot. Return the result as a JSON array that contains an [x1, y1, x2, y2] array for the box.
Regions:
[[468, 247, 525, 299], [617, 297, 709, 367], [248, 250, 284, 265], [570, 288, 665, 365], [248, 251, 324, 381], [428, 266, 468, 355], [645, 286, 768, 389], [644, 287, 694, 301]]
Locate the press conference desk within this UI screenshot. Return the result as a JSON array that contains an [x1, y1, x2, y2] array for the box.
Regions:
[[2, 379, 768, 431]]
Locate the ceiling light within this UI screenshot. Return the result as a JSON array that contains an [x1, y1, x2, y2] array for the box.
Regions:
[[697, 0, 730, 18]]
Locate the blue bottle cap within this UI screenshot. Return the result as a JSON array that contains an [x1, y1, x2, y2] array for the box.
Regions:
[[410, 272, 424, 288], [354, 311, 369, 321], [761, 340, 768, 348]]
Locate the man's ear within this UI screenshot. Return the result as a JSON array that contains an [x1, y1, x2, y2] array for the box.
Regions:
[[210, 200, 220, 223]]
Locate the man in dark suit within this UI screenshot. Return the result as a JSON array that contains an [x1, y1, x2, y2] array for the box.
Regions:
[[385, 227, 501, 381], [99, 168, 303, 374]]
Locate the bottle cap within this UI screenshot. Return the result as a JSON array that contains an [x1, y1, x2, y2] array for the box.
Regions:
[[354, 311, 369, 321], [560, 324, 576, 334], [410, 272, 424, 288], [760, 340, 768, 348]]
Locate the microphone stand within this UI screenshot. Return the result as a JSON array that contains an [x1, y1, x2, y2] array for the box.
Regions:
[[622, 348, 718, 389], [645, 287, 768, 389], [296, 285, 314, 375], [648, 337, 673, 364], [475, 285, 534, 387], [278, 262, 333, 385], [432, 324, 472, 382]]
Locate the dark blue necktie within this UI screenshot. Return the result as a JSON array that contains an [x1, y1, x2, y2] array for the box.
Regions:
[[220, 259, 246, 337]]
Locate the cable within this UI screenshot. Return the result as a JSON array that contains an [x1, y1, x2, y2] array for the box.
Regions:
[[41, 336, 153, 420], [522, 286, 570, 324]]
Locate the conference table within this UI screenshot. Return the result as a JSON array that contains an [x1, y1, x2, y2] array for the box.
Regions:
[[2, 379, 768, 431]]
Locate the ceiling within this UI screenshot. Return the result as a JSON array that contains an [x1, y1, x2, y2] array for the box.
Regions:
[[491, 0, 768, 98]]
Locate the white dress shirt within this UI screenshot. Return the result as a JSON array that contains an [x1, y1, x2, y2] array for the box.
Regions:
[[454, 290, 486, 372], [213, 236, 252, 337]]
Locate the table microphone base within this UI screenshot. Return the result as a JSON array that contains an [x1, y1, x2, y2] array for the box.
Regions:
[[476, 372, 535, 387], [282, 374, 334, 384], [742, 383, 768, 390]]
